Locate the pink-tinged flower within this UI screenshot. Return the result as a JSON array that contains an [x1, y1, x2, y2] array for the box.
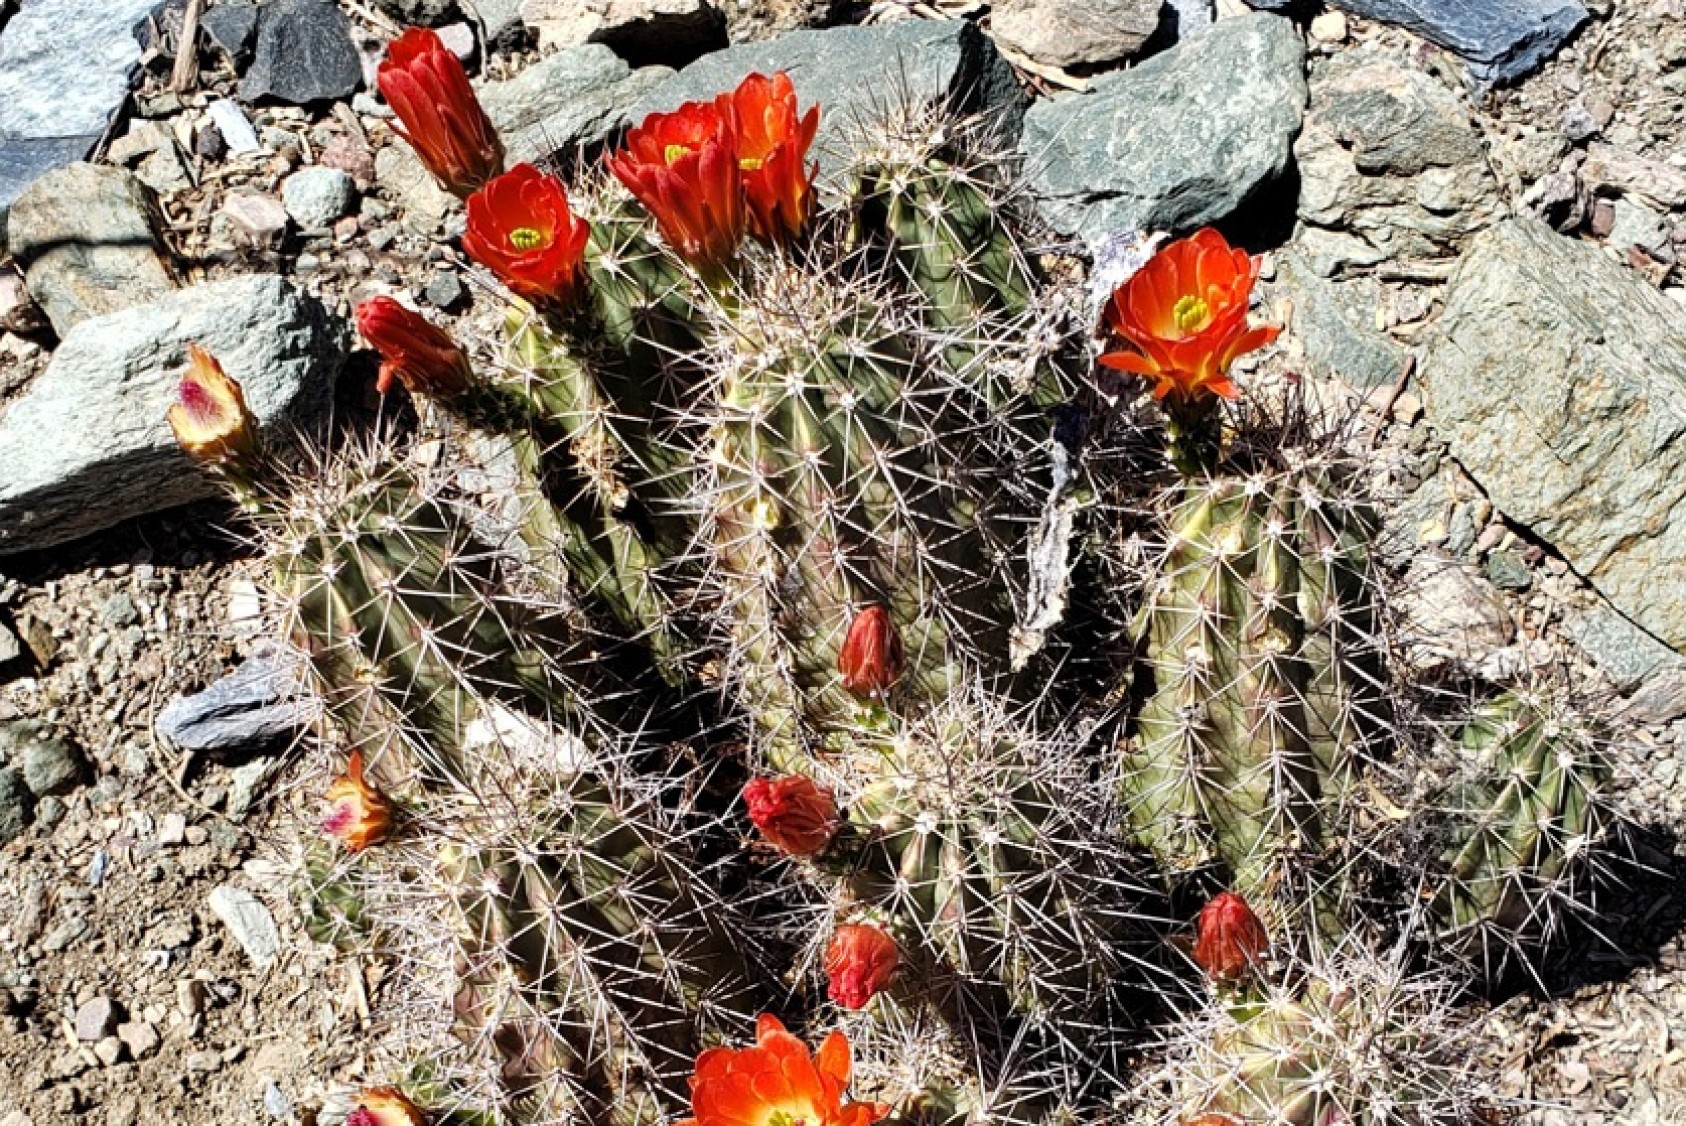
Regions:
[[609, 98, 747, 271], [324, 750, 394, 853], [1193, 891, 1269, 983], [838, 605, 903, 700], [825, 925, 898, 1010], [1099, 228, 1279, 406], [743, 775, 838, 858], [678, 1015, 889, 1126], [722, 72, 819, 245], [347, 1086, 426, 1126], [166, 345, 258, 464], [355, 296, 474, 398], [377, 28, 504, 197], [462, 163, 591, 304]]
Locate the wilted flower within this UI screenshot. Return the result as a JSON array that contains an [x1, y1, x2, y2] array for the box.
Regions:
[[743, 775, 838, 858], [166, 345, 257, 464], [609, 98, 747, 271], [838, 605, 903, 699], [324, 750, 394, 853], [347, 1086, 426, 1126], [678, 1014, 889, 1126], [377, 27, 504, 197], [1099, 228, 1278, 405], [1193, 891, 1269, 983], [825, 924, 898, 1010], [356, 296, 474, 398], [723, 72, 819, 245], [462, 163, 591, 304]]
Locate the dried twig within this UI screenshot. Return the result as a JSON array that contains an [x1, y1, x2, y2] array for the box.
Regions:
[[170, 0, 205, 93]]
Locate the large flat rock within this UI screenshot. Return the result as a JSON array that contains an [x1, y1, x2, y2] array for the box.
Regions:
[[1419, 218, 1686, 652], [0, 275, 345, 555], [1022, 13, 1305, 246], [477, 43, 674, 164], [1329, 0, 1586, 85]]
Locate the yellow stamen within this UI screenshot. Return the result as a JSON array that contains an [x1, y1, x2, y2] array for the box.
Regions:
[[509, 227, 545, 251], [664, 143, 692, 165], [739, 156, 764, 171], [1173, 294, 1211, 333]]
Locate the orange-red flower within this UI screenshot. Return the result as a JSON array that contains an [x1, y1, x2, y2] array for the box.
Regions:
[[324, 750, 394, 853], [356, 297, 474, 398], [462, 164, 591, 304], [679, 1014, 888, 1126], [1099, 228, 1279, 405], [1193, 891, 1268, 983], [609, 98, 747, 271], [1182, 1116, 1242, 1126], [722, 72, 819, 245], [377, 27, 504, 198], [825, 925, 898, 1010], [347, 1086, 426, 1126], [838, 605, 903, 700], [743, 775, 838, 858], [167, 345, 257, 464]]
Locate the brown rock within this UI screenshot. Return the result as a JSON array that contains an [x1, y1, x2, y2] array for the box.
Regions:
[[989, 0, 1160, 68]]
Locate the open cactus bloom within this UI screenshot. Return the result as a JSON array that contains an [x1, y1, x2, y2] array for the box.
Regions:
[[678, 1015, 889, 1126], [462, 163, 592, 305], [323, 750, 394, 853], [724, 71, 821, 245], [377, 27, 505, 197], [346, 1086, 427, 1126]]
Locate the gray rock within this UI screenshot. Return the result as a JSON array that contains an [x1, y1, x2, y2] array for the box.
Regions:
[[1483, 549, 1532, 591], [371, 0, 460, 25], [465, 0, 527, 45], [1581, 143, 1686, 211], [989, 0, 1160, 68], [1022, 14, 1304, 245], [1396, 557, 1515, 674], [156, 651, 316, 754], [1620, 667, 1686, 725], [239, 0, 362, 105], [73, 996, 119, 1042], [0, 0, 157, 140], [116, 1020, 159, 1060], [1295, 47, 1504, 262], [1272, 252, 1404, 388], [374, 145, 461, 232], [21, 737, 86, 798], [522, 0, 726, 68], [476, 43, 672, 165], [0, 768, 30, 843], [1565, 602, 1685, 692], [424, 271, 467, 309], [220, 191, 291, 247], [631, 20, 1025, 174], [0, 620, 20, 666], [0, 275, 345, 555], [1164, 0, 1215, 39], [207, 886, 282, 968], [202, 2, 262, 63], [0, 273, 46, 336], [1314, 0, 1587, 85], [1607, 197, 1672, 260], [1419, 218, 1686, 651], [281, 166, 356, 228], [0, 137, 102, 261], [227, 756, 282, 821], [206, 100, 264, 156], [6, 164, 177, 337]]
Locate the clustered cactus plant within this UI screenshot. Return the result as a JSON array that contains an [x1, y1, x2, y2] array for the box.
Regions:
[[165, 26, 1620, 1126]]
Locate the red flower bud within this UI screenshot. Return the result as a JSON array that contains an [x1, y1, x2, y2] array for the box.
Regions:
[[356, 297, 474, 398], [347, 1086, 426, 1126], [609, 98, 747, 271], [377, 28, 504, 198], [1193, 891, 1268, 983], [722, 72, 818, 246], [166, 345, 258, 465], [324, 751, 394, 853], [838, 605, 903, 699], [462, 164, 591, 305], [824, 924, 898, 1010], [743, 775, 837, 858]]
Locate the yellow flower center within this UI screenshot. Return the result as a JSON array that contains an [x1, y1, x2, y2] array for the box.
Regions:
[[1173, 294, 1211, 333], [766, 1109, 814, 1126], [509, 227, 545, 251], [664, 142, 692, 165], [740, 155, 765, 171]]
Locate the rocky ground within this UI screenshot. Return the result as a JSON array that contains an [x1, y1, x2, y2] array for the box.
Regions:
[[1, 0, 1685, 1123]]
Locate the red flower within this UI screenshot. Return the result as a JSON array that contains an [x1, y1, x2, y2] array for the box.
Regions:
[[167, 345, 257, 464], [743, 775, 838, 858], [679, 1014, 888, 1126], [377, 28, 504, 198], [347, 1086, 426, 1126], [609, 98, 747, 271], [356, 297, 474, 398], [1193, 891, 1269, 983], [324, 751, 394, 853], [723, 72, 818, 245], [462, 164, 591, 304], [1099, 228, 1279, 405], [1182, 1117, 1242, 1126], [838, 605, 903, 700], [825, 925, 898, 1010]]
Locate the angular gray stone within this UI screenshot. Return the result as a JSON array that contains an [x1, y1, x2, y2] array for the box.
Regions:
[[0, 767, 30, 843], [202, 2, 262, 63], [20, 737, 86, 798], [207, 885, 281, 968], [0, 275, 345, 555], [239, 0, 363, 105], [156, 651, 317, 754], [1607, 197, 1672, 260], [1396, 557, 1515, 673], [989, 0, 1160, 69], [1295, 48, 1503, 261], [476, 43, 672, 165], [0, 0, 157, 141], [1581, 143, 1686, 211], [280, 166, 356, 228], [1022, 14, 1304, 246], [522, 0, 726, 68], [465, 0, 526, 45], [1315, 0, 1588, 85], [73, 996, 119, 1042], [0, 137, 101, 261], [1272, 252, 1404, 389], [631, 20, 1025, 174], [1565, 602, 1685, 692], [1419, 218, 1686, 651], [371, 0, 460, 25], [1164, 0, 1215, 40], [6, 163, 177, 337], [374, 145, 460, 232]]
